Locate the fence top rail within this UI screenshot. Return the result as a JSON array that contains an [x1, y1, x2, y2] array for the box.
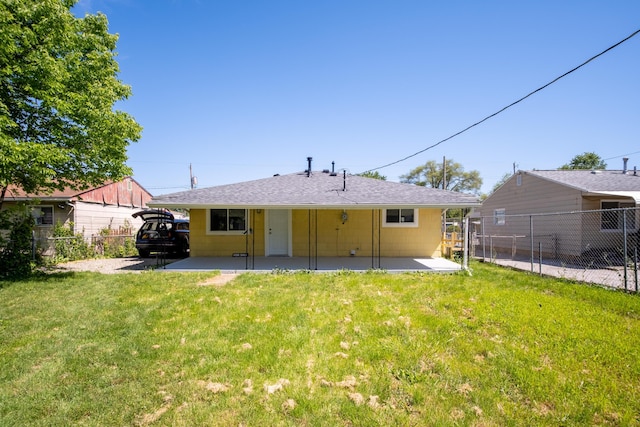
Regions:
[[46, 234, 135, 241], [478, 206, 638, 220], [477, 234, 527, 238]]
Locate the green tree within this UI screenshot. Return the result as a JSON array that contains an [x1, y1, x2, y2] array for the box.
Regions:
[[559, 152, 607, 170], [491, 172, 512, 193], [400, 159, 482, 194], [0, 0, 141, 208], [358, 171, 387, 180]]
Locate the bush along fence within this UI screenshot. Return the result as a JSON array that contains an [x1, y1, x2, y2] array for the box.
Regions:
[[1, 211, 138, 279], [470, 207, 640, 292], [34, 222, 137, 262]]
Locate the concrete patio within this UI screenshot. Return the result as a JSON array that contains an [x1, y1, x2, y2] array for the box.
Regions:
[[161, 256, 464, 274]]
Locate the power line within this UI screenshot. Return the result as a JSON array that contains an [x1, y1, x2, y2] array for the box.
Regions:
[[362, 28, 640, 174], [604, 150, 640, 161], [146, 186, 190, 190]]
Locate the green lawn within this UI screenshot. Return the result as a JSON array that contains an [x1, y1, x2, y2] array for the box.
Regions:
[[1, 263, 639, 426]]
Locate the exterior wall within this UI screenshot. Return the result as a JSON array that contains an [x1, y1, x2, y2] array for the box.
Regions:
[[2, 201, 145, 241], [190, 207, 443, 258], [480, 173, 584, 257], [73, 178, 151, 238], [1, 178, 152, 241], [381, 209, 442, 257], [581, 196, 636, 253], [78, 178, 152, 208], [73, 202, 145, 239], [480, 173, 639, 258], [1, 202, 73, 242], [292, 209, 379, 257], [189, 209, 265, 257], [482, 173, 583, 216]]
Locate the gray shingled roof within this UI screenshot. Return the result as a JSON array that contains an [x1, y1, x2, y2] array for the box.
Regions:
[[149, 171, 481, 209], [527, 170, 640, 192]]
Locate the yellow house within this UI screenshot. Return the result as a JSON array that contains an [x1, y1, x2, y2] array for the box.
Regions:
[[149, 169, 479, 270]]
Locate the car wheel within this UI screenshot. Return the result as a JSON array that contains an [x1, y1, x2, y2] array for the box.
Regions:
[[180, 238, 189, 257], [138, 249, 150, 258]]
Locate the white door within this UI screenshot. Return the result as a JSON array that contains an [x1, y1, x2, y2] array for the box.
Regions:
[[267, 209, 290, 256]]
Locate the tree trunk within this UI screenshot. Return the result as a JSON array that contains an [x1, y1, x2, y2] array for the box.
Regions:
[[0, 185, 7, 210]]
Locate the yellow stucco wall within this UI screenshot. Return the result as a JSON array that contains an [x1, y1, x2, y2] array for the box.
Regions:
[[190, 208, 443, 258], [189, 209, 265, 257], [385, 209, 443, 257]]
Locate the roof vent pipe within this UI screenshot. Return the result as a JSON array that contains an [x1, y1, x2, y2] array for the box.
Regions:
[[623, 157, 629, 174], [307, 157, 312, 177], [330, 161, 337, 176], [343, 170, 346, 191]]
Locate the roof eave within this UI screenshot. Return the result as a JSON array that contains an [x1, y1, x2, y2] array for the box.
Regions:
[[585, 191, 640, 204], [5, 196, 74, 203], [147, 202, 481, 210]]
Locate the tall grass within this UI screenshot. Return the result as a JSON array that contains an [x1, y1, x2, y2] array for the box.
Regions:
[[1, 263, 639, 425]]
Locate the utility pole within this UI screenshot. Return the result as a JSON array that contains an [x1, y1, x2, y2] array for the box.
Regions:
[[442, 156, 447, 190], [190, 163, 197, 189]]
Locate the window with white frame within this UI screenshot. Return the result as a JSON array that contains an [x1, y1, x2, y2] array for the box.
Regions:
[[601, 201, 636, 231], [494, 208, 506, 226], [32, 206, 54, 226], [383, 208, 418, 227], [207, 209, 247, 233]]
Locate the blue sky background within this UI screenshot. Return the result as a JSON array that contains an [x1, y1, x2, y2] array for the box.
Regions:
[[74, 0, 640, 195]]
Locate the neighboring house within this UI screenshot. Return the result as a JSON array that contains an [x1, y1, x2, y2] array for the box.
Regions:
[[2, 177, 153, 241], [478, 167, 640, 259], [148, 169, 480, 262]]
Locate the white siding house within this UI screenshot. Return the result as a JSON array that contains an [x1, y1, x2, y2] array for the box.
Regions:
[[478, 169, 640, 259]]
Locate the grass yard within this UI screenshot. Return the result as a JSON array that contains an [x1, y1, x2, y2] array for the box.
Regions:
[[1, 262, 639, 426]]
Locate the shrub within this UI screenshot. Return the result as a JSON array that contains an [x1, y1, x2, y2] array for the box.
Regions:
[[51, 222, 93, 261], [0, 207, 35, 280], [94, 222, 137, 258]]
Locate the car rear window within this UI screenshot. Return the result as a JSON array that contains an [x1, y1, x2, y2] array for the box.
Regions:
[[142, 221, 175, 231]]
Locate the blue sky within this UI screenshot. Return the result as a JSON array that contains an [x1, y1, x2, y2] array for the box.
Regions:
[[73, 0, 640, 195]]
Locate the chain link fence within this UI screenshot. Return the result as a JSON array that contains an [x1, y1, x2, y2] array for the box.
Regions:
[[470, 207, 640, 292]]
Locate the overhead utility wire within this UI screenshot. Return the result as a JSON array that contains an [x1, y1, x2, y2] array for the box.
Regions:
[[604, 150, 640, 161], [362, 28, 640, 174]]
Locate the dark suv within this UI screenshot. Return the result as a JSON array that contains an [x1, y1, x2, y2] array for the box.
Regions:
[[132, 209, 189, 258]]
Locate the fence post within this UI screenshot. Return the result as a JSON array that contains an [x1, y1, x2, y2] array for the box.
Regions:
[[539, 242, 542, 275], [490, 235, 493, 263], [481, 217, 486, 262], [623, 211, 628, 291], [463, 217, 469, 270], [635, 247, 638, 293], [530, 215, 534, 273]]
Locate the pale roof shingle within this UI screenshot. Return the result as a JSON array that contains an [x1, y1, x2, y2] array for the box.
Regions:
[[149, 171, 480, 209], [527, 170, 640, 192]]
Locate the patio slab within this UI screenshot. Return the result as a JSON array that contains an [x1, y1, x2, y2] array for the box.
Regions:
[[161, 256, 463, 273]]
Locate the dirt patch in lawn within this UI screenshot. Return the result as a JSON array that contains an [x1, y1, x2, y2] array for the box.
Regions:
[[197, 273, 238, 286], [47, 256, 180, 274]]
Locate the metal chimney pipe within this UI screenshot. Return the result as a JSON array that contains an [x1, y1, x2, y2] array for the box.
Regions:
[[307, 157, 312, 177], [623, 157, 629, 174]]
